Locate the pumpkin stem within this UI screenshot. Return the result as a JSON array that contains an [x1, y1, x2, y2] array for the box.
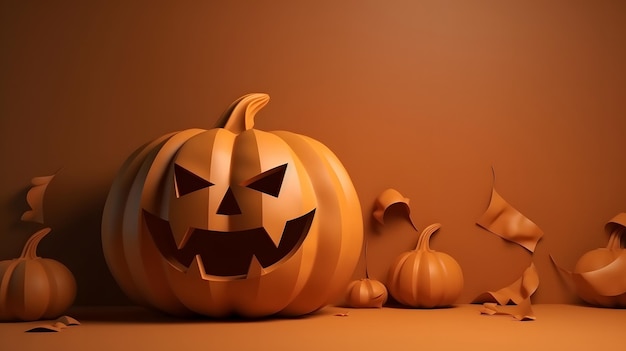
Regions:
[[20, 227, 52, 259], [607, 229, 623, 250], [213, 93, 270, 134], [415, 223, 441, 251]]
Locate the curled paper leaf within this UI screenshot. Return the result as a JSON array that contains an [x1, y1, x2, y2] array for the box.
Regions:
[[373, 188, 417, 230], [479, 298, 536, 321], [476, 187, 543, 252], [25, 323, 65, 333], [24, 316, 80, 332], [473, 263, 539, 305], [55, 315, 80, 326], [552, 213, 626, 307], [21, 174, 55, 224]]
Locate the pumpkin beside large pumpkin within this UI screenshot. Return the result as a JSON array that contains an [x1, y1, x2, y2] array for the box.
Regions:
[[101, 93, 363, 317], [0, 228, 76, 321]]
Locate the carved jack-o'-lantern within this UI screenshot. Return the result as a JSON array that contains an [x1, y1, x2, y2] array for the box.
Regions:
[[101, 93, 363, 317]]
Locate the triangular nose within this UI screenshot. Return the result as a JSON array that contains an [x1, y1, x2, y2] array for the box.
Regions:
[[217, 187, 242, 215]]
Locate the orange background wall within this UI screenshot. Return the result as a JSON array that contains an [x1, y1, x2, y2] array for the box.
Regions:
[[1, 0, 625, 306]]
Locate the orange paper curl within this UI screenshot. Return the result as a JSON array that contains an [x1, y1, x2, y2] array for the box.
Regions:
[[20, 174, 55, 224], [474, 263, 538, 321], [473, 263, 539, 305], [479, 298, 535, 321], [373, 188, 417, 230], [476, 187, 544, 252]]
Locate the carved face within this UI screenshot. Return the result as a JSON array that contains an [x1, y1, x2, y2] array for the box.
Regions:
[[102, 93, 363, 318], [143, 130, 318, 280]]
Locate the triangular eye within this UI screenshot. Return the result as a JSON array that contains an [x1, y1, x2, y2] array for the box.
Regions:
[[174, 164, 213, 198], [243, 164, 287, 197]]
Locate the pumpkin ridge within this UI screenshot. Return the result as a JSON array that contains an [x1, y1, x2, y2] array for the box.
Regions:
[[271, 131, 362, 314], [23, 261, 50, 320], [102, 133, 177, 305], [0, 262, 19, 319]]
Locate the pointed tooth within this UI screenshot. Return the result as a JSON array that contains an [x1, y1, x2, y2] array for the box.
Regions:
[[171, 224, 194, 250], [187, 255, 207, 279], [264, 220, 285, 248], [247, 255, 266, 279]]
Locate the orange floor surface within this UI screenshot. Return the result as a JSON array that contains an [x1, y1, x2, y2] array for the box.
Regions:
[[1, 304, 624, 351]]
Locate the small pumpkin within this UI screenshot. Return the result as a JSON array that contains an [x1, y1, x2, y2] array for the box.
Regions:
[[344, 243, 388, 308], [0, 228, 76, 321], [345, 278, 388, 308], [572, 213, 626, 307], [101, 93, 363, 317], [387, 223, 463, 308]]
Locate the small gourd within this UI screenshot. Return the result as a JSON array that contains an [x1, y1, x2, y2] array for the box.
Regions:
[[387, 223, 463, 308], [0, 228, 76, 321]]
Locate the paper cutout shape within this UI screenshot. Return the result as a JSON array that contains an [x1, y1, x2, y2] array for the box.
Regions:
[[473, 263, 538, 321], [473, 263, 539, 305], [479, 298, 536, 321], [476, 187, 544, 252], [101, 93, 364, 318], [387, 223, 464, 308], [20, 174, 55, 224], [552, 213, 626, 307], [56, 315, 80, 326], [373, 188, 417, 230], [26, 322, 66, 333], [25, 316, 80, 332]]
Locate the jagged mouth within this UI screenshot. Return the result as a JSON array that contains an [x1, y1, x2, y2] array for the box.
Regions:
[[142, 209, 315, 279]]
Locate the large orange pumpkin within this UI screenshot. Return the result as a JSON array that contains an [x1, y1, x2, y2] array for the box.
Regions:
[[101, 93, 363, 317]]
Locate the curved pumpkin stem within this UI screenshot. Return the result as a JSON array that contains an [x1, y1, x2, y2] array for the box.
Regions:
[[415, 223, 441, 252], [607, 229, 623, 250], [20, 227, 52, 259], [213, 93, 270, 134]]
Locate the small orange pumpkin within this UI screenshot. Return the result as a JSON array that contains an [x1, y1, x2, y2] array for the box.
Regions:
[[101, 93, 363, 317], [345, 278, 388, 308], [0, 228, 76, 321], [344, 242, 388, 308], [572, 214, 626, 307], [387, 223, 463, 308]]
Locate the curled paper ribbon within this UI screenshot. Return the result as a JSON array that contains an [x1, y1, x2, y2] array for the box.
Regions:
[[20, 174, 55, 224], [476, 187, 544, 252], [473, 263, 539, 306], [25, 315, 80, 333], [479, 298, 536, 321], [373, 188, 417, 230]]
